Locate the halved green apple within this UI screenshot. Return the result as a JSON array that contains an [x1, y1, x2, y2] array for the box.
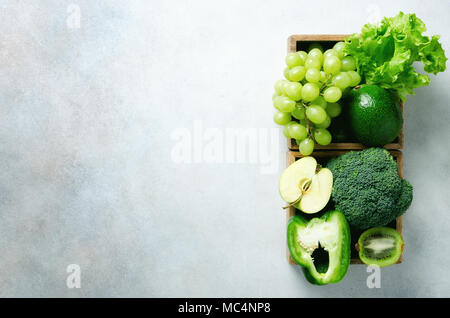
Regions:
[[279, 156, 333, 214]]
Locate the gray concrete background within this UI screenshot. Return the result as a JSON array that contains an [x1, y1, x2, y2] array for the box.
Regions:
[[0, 0, 449, 297]]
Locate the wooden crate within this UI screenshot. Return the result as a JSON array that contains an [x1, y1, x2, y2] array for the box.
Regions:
[[285, 150, 403, 265], [286, 34, 404, 150]]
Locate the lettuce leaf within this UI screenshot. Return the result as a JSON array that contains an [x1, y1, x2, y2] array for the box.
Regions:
[[345, 12, 447, 101]]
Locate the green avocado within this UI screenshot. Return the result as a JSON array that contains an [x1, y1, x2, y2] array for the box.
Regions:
[[287, 210, 350, 285], [346, 85, 402, 146]]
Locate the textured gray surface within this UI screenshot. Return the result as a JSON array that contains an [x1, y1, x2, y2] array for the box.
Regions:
[[0, 0, 449, 297]]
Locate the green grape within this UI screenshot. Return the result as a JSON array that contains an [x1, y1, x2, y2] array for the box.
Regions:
[[305, 68, 321, 83], [285, 121, 298, 136], [283, 125, 291, 139], [286, 121, 297, 128], [341, 56, 356, 71], [347, 71, 361, 86], [333, 72, 351, 90], [283, 82, 302, 101], [306, 105, 327, 124], [323, 55, 341, 75], [273, 95, 282, 110], [323, 49, 338, 59], [289, 66, 306, 82], [308, 48, 323, 63], [273, 111, 292, 125], [277, 96, 296, 112], [301, 83, 320, 102], [274, 80, 286, 95], [284, 67, 291, 80], [314, 128, 332, 145], [292, 106, 306, 120], [323, 86, 342, 103], [319, 71, 327, 83], [299, 118, 308, 126], [288, 123, 308, 140], [311, 96, 327, 109], [272, 92, 280, 100], [297, 51, 308, 64], [286, 52, 303, 68], [326, 102, 342, 118], [304, 56, 322, 70], [295, 139, 305, 146], [333, 41, 346, 59], [314, 115, 331, 129], [308, 43, 323, 52], [281, 81, 291, 95], [299, 138, 315, 156]]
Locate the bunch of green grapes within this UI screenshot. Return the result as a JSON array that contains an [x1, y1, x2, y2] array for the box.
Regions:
[[272, 42, 361, 155]]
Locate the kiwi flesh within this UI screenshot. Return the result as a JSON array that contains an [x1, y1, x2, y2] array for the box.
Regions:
[[358, 227, 404, 267]]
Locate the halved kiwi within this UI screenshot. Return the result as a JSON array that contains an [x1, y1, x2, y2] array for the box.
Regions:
[[357, 227, 404, 267]]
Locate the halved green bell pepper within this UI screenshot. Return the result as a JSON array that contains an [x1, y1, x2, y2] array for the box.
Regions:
[[287, 210, 350, 285]]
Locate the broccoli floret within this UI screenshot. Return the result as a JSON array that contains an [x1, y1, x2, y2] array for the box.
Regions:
[[327, 148, 413, 229], [394, 179, 413, 218]]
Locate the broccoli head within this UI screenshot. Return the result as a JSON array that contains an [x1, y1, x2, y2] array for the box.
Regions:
[[327, 148, 413, 229]]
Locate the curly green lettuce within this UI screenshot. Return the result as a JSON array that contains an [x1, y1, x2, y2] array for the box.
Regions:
[[345, 12, 447, 101]]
